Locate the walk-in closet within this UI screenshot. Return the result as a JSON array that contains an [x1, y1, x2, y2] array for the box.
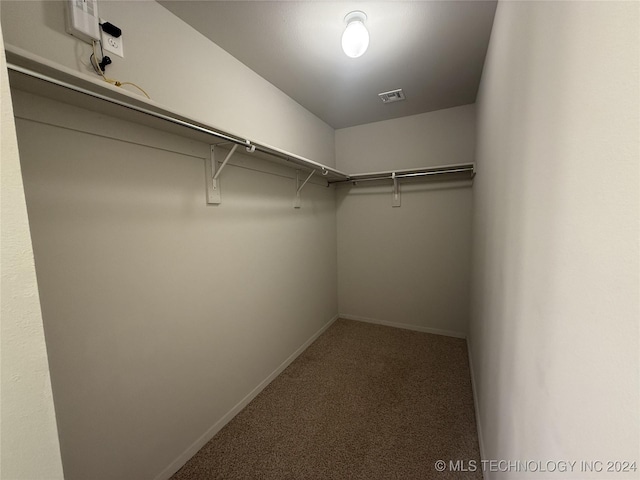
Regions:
[[2, 1, 638, 480]]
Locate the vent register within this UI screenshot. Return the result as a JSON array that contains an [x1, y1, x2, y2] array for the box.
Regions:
[[378, 89, 406, 103]]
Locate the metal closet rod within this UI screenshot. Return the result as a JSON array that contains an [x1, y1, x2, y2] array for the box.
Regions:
[[6, 63, 348, 180], [330, 164, 476, 184]]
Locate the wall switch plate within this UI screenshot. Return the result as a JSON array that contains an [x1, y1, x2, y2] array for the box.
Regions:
[[100, 21, 124, 58], [65, 0, 100, 43]]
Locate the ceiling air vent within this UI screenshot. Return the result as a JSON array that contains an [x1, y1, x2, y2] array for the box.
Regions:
[[378, 89, 406, 104]]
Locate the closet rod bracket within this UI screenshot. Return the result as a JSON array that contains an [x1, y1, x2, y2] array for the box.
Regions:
[[207, 144, 239, 204], [294, 170, 315, 208], [392, 172, 401, 207]]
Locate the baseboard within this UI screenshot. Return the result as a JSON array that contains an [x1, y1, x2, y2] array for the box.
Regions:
[[340, 313, 466, 339], [466, 338, 487, 480], [154, 313, 340, 480]]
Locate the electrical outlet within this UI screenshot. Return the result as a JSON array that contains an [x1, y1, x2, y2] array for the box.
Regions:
[[101, 25, 124, 58]]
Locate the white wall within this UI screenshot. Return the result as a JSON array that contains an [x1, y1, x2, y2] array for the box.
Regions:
[[0, 28, 64, 479], [336, 104, 476, 173], [336, 105, 475, 337], [469, 1, 639, 477], [0, 0, 335, 166], [1, 1, 340, 478], [12, 90, 338, 480]]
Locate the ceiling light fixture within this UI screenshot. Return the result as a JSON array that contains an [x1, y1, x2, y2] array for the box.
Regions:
[[341, 11, 369, 58]]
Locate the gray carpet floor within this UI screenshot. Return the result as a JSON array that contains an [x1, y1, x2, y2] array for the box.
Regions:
[[171, 319, 482, 479]]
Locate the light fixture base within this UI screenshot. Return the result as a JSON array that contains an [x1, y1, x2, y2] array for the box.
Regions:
[[344, 11, 367, 24]]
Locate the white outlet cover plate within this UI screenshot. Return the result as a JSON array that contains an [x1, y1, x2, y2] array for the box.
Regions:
[[101, 27, 124, 58]]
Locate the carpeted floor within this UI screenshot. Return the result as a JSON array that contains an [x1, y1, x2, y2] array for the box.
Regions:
[[171, 319, 482, 479]]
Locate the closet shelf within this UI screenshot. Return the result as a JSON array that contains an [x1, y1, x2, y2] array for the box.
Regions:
[[329, 163, 476, 185], [4, 46, 349, 183], [329, 163, 475, 208], [5, 46, 477, 199]]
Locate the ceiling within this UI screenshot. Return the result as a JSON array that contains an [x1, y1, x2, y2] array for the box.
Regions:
[[159, 1, 497, 129]]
